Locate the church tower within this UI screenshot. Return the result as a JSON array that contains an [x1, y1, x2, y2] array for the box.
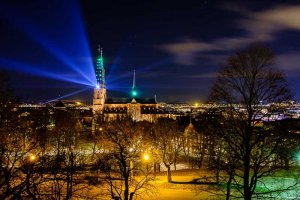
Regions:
[[93, 46, 106, 113]]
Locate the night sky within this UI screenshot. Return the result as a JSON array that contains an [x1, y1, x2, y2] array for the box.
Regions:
[[1, 0, 300, 103]]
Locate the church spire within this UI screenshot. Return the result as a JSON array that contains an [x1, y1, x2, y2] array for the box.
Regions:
[[132, 70, 136, 89], [131, 70, 137, 97], [95, 45, 105, 88], [98, 45, 103, 58]]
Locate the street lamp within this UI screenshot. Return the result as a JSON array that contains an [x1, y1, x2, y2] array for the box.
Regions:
[[143, 153, 150, 172], [29, 155, 37, 162], [27, 154, 37, 170], [143, 153, 150, 161], [129, 147, 134, 179]]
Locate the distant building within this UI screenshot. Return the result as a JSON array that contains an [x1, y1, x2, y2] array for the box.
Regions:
[[92, 48, 172, 122]]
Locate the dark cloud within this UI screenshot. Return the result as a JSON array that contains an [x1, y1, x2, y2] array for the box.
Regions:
[[160, 4, 300, 66]]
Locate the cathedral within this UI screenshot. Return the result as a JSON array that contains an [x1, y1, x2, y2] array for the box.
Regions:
[[92, 48, 172, 122]]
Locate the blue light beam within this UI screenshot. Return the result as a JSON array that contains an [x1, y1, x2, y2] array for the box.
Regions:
[[45, 87, 90, 103], [0, 1, 96, 86], [0, 57, 93, 87]]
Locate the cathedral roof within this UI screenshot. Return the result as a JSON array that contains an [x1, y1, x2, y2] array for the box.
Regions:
[[134, 98, 157, 104], [105, 98, 129, 104], [105, 98, 157, 104]]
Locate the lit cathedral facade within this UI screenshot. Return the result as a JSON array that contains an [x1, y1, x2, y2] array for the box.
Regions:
[[92, 48, 172, 122]]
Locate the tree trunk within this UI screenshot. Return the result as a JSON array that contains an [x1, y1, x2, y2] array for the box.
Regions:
[[167, 166, 172, 183], [129, 192, 134, 200], [66, 172, 73, 200], [244, 143, 251, 200], [188, 154, 191, 169], [284, 158, 290, 170], [26, 170, 37, 200], [226, 170, 234, 200], [124, 176, 129, 200], [215, 153, 220, 183], [158, 163, 160, 172], [198, 153, 204, 169]]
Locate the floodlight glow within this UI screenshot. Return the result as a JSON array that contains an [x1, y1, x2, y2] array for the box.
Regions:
[[132, 90, 137, 97], [143, 153, 150, 161], [29, 155, 36, 162], [295, 151, 300, 165], [96, 85, 100, 89]]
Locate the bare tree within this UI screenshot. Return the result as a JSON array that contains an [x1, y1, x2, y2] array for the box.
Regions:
[[0, 130, 36, 198], [151, 118, 183, 183], [183, 111, 222, 170], [94, 117, 155, 200], [44, 109, 87, 200], [0, 72, 40, 199], [0, 109, 42, 199], [209, 44, 297, 199]]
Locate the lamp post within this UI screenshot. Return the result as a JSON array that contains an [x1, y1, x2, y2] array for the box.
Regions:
[[129, 148, 134, 179]]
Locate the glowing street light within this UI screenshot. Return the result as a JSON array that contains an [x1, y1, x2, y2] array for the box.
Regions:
[[143, 153, 150, 161], [29, 155, 37, 162]]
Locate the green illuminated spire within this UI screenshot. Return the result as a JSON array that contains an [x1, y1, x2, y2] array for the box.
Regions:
[[95, 45, 105, 88], [131, 70, 138, 97]]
